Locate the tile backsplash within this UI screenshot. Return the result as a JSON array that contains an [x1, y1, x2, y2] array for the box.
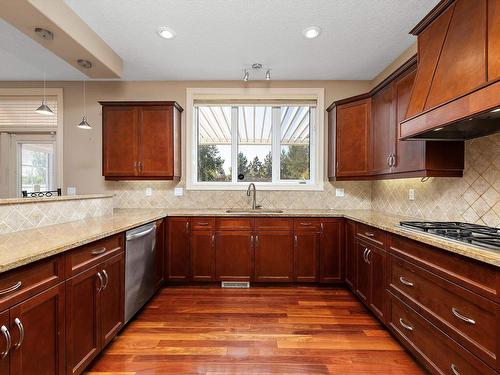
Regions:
[[0, 196, 113, 234], [372, 133, 500, 227]]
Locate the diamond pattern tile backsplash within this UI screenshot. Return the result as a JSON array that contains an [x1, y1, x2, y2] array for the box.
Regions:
[[110, 180, 372, 211], [372, 133, 500, 227], [0, 197, 113, 234]]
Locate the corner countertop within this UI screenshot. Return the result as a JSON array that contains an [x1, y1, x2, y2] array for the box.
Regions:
[[0, 208, 498, 275]]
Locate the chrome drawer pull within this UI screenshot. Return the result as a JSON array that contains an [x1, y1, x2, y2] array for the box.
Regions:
[[451, 364, 460, 375], [102, 270, 109, 290], [399, 318, 413, 331], [366, 249, 371, 264], [91, 247, 107, 255], [0, 326, 11, 359], [0, 281, 22, 296], [364, 232, 375, 237], [300, 222, 312, 226], [197, 222, 209, 226], [452, 308, 475, 324], [13, 318, 24, 349], [96, 272, 104, 292], [399, 276, 414, 287]]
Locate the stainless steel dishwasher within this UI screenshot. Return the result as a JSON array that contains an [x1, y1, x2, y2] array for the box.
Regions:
[[124, 222, 157, 323]]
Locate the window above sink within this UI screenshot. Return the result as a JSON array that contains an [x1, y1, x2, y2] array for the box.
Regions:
[[186, 88, 324, 191]]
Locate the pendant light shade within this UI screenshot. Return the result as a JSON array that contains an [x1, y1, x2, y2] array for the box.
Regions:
[[77, 80, 92, 130], [35, 72, 55, 115]]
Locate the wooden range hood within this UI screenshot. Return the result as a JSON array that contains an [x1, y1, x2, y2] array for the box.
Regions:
[[400, 0, 500, 140]]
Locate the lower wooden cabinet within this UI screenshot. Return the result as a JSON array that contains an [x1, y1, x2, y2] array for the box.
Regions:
[[166, 218, 190, 282], [344, 220, 357, 290], [355, 240, 370, 303], [66, 252, 124, 375], [294, 231, 320, 283], [319, 219, 344, 283], [0, 310, 9, 374], [254, 232, 293, 282], [215, 231, 253, 281], [190, 231, 216, 281], [154, 219, 165, 289], [8, 283, 65, 375]]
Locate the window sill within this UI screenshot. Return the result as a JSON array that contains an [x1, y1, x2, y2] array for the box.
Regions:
[[185, 182, 324, 191]]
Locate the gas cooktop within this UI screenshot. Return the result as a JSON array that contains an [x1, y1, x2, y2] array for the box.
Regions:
[[399, 221, 500, 251]]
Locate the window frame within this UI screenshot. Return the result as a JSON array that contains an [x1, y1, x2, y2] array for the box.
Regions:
[[186, 88, 324, 191]]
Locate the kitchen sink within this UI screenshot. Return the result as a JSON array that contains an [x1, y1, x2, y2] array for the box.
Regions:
[[225, 208, 284, 214]]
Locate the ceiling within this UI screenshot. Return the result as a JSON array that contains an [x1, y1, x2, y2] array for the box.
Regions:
[[0, 0, 440, 81]]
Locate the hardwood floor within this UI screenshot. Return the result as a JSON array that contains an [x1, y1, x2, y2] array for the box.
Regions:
[[85, 286, 425, 375]]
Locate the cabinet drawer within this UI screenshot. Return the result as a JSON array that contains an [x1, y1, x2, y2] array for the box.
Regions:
[[0, 255, 64, 310], [216, 218, 253, 231], [293, 218, 322, 232], [389, 293, 496, 375], [65, 234, 123, 277], [190, 217, 215, 231], [389, 234, 499, 302], [255, 218, 293, 231], [390, 254, 498, 368], [356, 222, 386, 247]]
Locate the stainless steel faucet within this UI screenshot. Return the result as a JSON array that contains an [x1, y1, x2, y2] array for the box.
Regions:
[[246, 183, 260, 210]]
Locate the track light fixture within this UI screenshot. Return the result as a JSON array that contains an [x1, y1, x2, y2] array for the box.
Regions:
[[241, 63, 272, 81]]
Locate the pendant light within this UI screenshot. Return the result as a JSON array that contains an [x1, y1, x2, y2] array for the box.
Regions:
[[77, 80, 92, 130], [35, 72, 55, 115]]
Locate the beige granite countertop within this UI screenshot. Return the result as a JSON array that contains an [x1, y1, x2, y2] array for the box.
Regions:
[[0, 193, 113, 206], [0, 208, 498, 274]]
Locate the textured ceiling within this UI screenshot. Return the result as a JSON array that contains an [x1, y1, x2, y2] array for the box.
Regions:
[[1, 0, 439, 80]]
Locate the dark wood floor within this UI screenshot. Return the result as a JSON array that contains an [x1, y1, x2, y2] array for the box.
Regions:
[[86, 286, 425, 375]]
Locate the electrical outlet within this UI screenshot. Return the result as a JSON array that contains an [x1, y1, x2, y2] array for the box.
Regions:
[[335, 188, 345, 197], [174, 187, 184, 196], [408, 189, 415, 201], [145, 187, 152, 196], [67, 187, 76, 196]]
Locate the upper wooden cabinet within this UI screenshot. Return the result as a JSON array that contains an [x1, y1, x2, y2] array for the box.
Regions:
[[101, 101, 183, 180], [327, 59, 465, 181]]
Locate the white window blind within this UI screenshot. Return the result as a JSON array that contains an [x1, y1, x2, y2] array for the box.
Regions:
[[0, 96, 58, 129]]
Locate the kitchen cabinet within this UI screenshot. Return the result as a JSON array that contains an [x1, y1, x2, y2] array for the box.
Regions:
[[9, 284, 65, 375], [329, 98, 371, 179], [344, 220, 357, 290], [154, 219, 165, 289], [190, 231, 216, 281], [66, 252, 124, 375], [294, 231, 320, 283], [355, 240, 370, 303], [319, 219, 344, 283], [166, 217, 190, 282], [0, 310, 9, 374], [254, 232, 294, 282], [101, 101, 183, 180], [371, 83, 395, 175], [216, 231, 253, 281]]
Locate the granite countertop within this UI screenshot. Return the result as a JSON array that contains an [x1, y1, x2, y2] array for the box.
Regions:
[[0, 208, 498, 274], [0, 193, 113, 206]]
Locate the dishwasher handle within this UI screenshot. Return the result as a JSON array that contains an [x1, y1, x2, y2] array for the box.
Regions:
[[126, 224, 156, 241]]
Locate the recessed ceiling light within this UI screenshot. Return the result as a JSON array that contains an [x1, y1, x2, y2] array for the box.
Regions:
[[303, 26, 321, 39], [158, 26, 176, 39]]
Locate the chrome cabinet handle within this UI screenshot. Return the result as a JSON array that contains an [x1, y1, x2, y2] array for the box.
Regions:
[[364, 232, 375, 237], [102, 270, 109, 290], [362, 248, 368, 262], [366, 249, 371, 264], [13, 318, 24, 349], [211, 234, 215, 248], [96, 272, 104, 292], [294, 235, 298, 247], [391, 154, 396, 167], [0, 281, 22, 296], [255, 235, 259, 247], [451, 364, 460, 375], [387, 155, 391, 167], [91, 247, 107, 255], [0, 326, 11, 359], [399, 276, 414, 287], [399, 318, 413, 331], [452, 308, 476, 324], [185, 221, 190, 233]]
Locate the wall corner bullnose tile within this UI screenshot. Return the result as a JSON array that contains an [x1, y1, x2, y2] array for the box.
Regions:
[[0, 195, 113, 234], [372, 133, 500, 228]]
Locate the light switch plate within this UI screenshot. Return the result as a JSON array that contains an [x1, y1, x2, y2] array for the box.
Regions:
[[145, 187, 152, 196], [409, 189, 415, 201], [335, 188, 345, 197], [174, 187, 184, 196], [67, 187, 76, 196]]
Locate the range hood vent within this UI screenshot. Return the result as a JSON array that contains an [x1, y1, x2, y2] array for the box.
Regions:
[[400, 0, 500, 141]]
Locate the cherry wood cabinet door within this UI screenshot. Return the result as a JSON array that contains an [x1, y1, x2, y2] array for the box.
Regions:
[[368, 246, 387, 322], [138, 106, 173, 177], [335, 99, 371, 177], [215, 231, 253, 281], [9, 284, 65, 375], [167, 218, 190, 282], [345, 220, 357, 290], [0, 310, 8, 374], [293, 232, 320, 283], [102, 106, 138, 177], [190, 231, 216, 281], [154, 219, 165, 289], [99, 253, 124, 348], [65, 266, 100, 375], [319, 220, 344, 283], [355, 240, 370, 304], [371, 83, 395, 175], [255, 232, 293, 282]]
